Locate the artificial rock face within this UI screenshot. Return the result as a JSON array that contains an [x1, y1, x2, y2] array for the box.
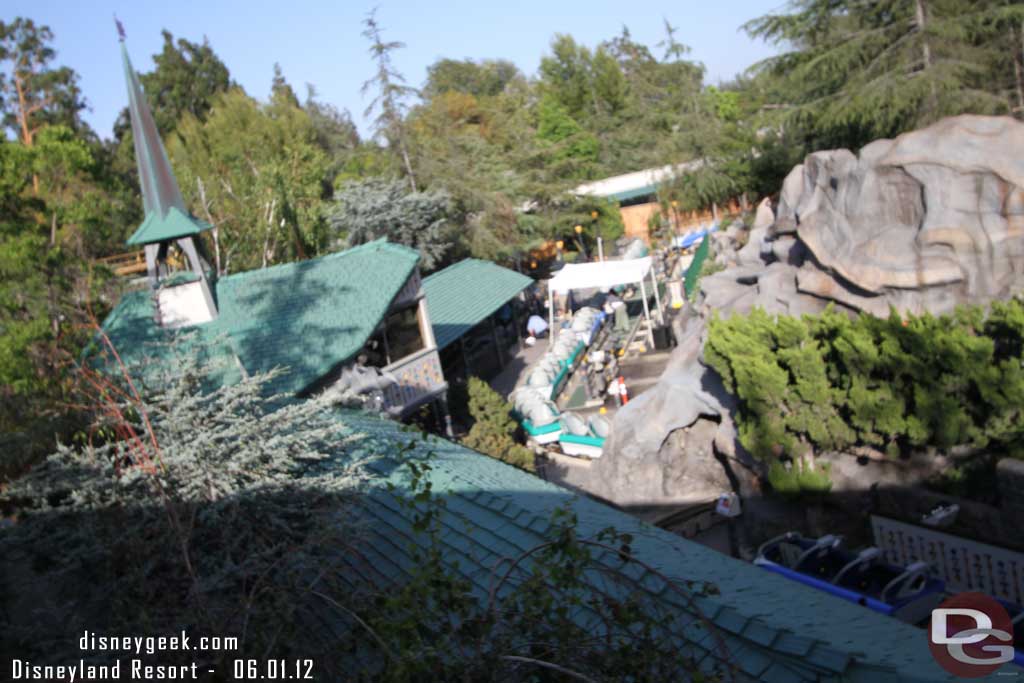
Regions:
[[778, 115, 1024, 316], [593, 115, 1024, 508]]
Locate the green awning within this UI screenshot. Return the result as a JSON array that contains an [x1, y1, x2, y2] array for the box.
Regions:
[[423, 259, 533, 351]]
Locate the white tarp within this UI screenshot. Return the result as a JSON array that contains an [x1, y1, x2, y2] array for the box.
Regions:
[[548, 257, 652, 294]]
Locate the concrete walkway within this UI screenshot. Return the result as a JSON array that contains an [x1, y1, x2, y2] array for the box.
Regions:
[[490, 337, 551, 398]]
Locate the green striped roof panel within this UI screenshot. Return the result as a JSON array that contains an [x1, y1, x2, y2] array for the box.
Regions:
[[423, 259, 533, 350]]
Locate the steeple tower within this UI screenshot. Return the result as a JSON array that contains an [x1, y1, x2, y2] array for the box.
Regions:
[[119, 21, 217, 325]]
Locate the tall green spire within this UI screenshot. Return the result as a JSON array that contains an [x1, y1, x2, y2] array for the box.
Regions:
[[121, 37, 210, 247]]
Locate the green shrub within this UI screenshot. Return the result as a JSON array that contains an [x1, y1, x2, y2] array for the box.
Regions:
[[767, 458, 833, 499], [462, 377, 535, 471], [706, 300, 1024, 463]]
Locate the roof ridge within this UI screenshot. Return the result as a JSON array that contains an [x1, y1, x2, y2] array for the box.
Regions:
[[217, 239, 418, 285]]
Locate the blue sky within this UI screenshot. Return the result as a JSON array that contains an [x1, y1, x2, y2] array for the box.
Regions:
[[5, 0, 784, 140]]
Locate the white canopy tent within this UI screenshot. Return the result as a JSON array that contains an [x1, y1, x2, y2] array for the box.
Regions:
[[547, 257, 662, 346]]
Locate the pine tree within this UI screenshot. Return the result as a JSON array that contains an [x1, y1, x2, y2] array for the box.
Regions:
[[462, 377, 534, 471], [328, 177, 454, 270], [361, 8, 418, 192], [744, 0, 1024, 149]]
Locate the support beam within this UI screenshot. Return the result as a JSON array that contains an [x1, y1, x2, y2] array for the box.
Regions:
[[490, 316, 505, 369], [651, 267, 663, 324], [442, 395, 454, 438], [176, 236, 218, 320], [639, 277, 654, 348], [460, 337, 472, 380], [548, 286, 555, 342], [512, 301, 523, 351]]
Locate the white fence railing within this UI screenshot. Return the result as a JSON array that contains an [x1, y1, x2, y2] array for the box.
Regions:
[[382, 347, 445, 414], [871, 515, 1024, 605]]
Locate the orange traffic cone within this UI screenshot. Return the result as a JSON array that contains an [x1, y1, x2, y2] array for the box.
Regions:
[[618, 376, 629, 405]]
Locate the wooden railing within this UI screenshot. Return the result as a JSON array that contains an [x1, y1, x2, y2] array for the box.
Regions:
[[96, 250, 183, 277]]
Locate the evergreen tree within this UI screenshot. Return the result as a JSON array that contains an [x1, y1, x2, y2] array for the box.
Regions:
[[270, 62, 300, 108], [168, 89, 330, 272], [462, 377, 534, 471], [423, 58, 521, 99], [328, 177, 454, 270], [744, 0, 1024, 149], [0, 18, 89, 192], [361, 8, 418, 191], [112, 29, 230, 141]]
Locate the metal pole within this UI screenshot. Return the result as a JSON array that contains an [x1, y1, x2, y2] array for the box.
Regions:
[[597, 237, 604, 262], [548, 285, 555, 342], [639, 277, 654, 348], [651, 266, 663, 324]]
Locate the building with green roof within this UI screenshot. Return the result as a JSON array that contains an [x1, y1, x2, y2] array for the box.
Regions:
[[423, 258, 533, 380], [103, 36, 451, 428], [119, 33, 218, 324]]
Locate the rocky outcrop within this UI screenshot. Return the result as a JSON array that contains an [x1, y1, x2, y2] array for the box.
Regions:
[[587, 315, 761, 505], [594, 115, 1024, 508], [778, 115, 1024, 316]]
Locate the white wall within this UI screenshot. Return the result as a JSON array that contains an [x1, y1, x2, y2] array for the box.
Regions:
[[158, 281, 215, 328]]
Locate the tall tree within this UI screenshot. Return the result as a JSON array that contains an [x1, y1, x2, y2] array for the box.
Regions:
[[329, 177, 454, 270], [0, 18, 88, 192], [744, 0, 1024, 149], [423, 58, 521, 99], [0, 129, 99, 434], [112, 29, 230, 140], [168, 89, 329, 273], [270, 63, 300, 108], [303, 84, 361, 188], [361, 9, 418, 192]]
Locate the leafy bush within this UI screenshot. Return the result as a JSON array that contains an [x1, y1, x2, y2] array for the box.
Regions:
[[1, 349, 369, 675], [705, 300, 1024, 462], [462, 376, 535, 471], [767, 458, 833, 499], [329, 177, 456, 270]]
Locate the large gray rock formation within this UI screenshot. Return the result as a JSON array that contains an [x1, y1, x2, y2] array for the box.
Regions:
[[593, 115, 1024, 508], [778, 115, 1024, 316]]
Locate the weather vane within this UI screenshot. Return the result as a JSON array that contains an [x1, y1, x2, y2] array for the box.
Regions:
[[115, 16, 126, 42]]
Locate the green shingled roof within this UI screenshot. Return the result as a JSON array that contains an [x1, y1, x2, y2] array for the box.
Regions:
[[327, 411, 955, 683], [126, 206, 212, 246], [423, 259, 533, 350], [99, 239, 420, 396]]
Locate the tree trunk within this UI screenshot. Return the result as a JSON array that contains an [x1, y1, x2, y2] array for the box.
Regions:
[[261, 198, 277, 269], [291, 219, 308, 260], [914, 0, 931, 70], [14, 72, 40, 194], [196, 177, 222, 276], [397, 134, 417, 193], [915, 0, 938, 115]]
